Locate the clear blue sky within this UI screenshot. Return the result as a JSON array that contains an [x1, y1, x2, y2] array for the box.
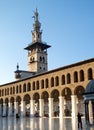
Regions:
[[0, 0, 94, 84]]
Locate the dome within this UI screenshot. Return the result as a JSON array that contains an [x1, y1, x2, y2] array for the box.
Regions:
[[85, 79, 94, 93]]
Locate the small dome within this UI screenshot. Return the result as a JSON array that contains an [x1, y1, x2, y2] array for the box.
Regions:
[[85, 79, 94, 93]]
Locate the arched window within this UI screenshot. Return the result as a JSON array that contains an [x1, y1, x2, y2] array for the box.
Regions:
[[80, 70, 84, 81], [74, 71, 78, 82], [41, 80, 44, 89], [88, 68, 93, 80], [10, 87, 12, 95], [55, 76, 59, 86], [19, 85, 22, 93], [67, 73, 71, 84], [36, 81, 39, 90], [13, 87, 15, 94], [23, 83, 26, 92], [61, 75, 65, 85], [51, 77, 54, 87], [32, 81, 35, 90], [27, 83, 31, 91], [2, 89, 4, 96], [0, 90, 1, 97], [40, 56, 42, 62], [45, 78, 49, 88], [16, 86, 18, 93]]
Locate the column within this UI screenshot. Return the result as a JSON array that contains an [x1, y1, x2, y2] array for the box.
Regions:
[[30, 99, 34, 117], [89, 101, 93, 124], [59, 96, 64, 119], [92, 101, 94, 123], [48, 98, 53, 117], [14, 102, 18, 117], [3, 103, 6, 116], [71, 95, 77, 118], [8, 102, 12, 116], [85, 101, 89, 124], [0, 104, 2, 116], [39, 99, 44, 117], [21, 100, 25, 117]]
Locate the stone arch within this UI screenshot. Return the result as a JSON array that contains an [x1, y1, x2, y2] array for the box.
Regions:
[[67, 73, 71, 84], [10, 97, 15, 103], [74, 85, 85, 99], [51, 77, 54, 87], [88, 68, 93, 80], [55, 76, 59, 86], [74, 71, 78, 82], [62, 87, 72, 100], [23, 94, 31, 104], [23, 83, 26, 92], [51, 89, 59, 101], [0, 98, 3, 104], [41, 91, 49, 102], [5, 98, 9, 103], [33, 93, 40, 103], [16, 96, 21, 104], [61, 75, 65, 85], [80, 70, 84, 81], [45, 78, 49, 88], [36, 81, 39, 90], [27, 82, 31, 91]]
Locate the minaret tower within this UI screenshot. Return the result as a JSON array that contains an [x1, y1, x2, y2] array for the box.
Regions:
[[24, 9, 51, 73]]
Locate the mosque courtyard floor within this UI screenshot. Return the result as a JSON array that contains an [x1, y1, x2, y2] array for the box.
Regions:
[[0, 116, 94, 130]]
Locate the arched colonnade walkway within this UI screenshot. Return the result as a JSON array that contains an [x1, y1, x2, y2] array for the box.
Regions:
[[0, 85, 85, 118]]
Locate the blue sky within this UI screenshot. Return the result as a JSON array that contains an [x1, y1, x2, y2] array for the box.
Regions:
[[0, 0, 94, 84]]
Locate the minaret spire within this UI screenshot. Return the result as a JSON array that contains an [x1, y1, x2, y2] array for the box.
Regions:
[[32, 9, 42, 43]]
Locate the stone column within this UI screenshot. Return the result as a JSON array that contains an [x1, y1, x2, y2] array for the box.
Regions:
[[39, 99, 44, 117], [48, 98, 53, 117], [89, 101, 93, 124], [71, 95, 77, 118], [14, 102, 18, 117], [8, 102, 12, 116], [59, 96, 64, 119], [30, 99, 34, 117], [21, 100, 25, 117], [3, 103, 6, 116], [92, 101, 94, 123], [0, 104, 2, 116], [85, 101, 89, 124]]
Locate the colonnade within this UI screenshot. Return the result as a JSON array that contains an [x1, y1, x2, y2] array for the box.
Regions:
[[0, 95, 79, 118], [85, 100, 94, 124]]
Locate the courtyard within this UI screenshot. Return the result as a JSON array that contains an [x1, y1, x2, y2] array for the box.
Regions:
[[0, 116, 94, 130]]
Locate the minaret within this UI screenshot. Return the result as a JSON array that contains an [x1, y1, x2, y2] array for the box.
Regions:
[[24, 9, 51, 73]]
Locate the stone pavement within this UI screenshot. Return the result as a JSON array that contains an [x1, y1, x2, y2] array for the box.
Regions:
[[0, 116, 94, 130]]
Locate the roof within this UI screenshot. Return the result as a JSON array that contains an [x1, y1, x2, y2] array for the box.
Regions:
[[85, 79, 94, 93], [24, 42, 51, 50]]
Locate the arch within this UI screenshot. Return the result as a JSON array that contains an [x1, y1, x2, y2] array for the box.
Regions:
[[32, 81, 35, 90], [19, 85, 22, 93], [7, 88, 9, 95], [0, 98, 3, 104], [33, 93, 40, 102], [2, 89, 4, 96], [0, 90, 1, 97], [41, 91, 49, 102], [10, 97, 15, 103], [13, 87, 15, 94], [67, 73, 71, 84], [41, 79, 44, 89], [51, 77, 54, 87], [5, 98, 9, 104], [74, 71, 78, 82], [80, 70, 84, 81], [62, 87, 72, 100], [10, 87, 12, 95], [16, 85, 18, 93], [27, 82, 31, 91], [51, 89, 59, 101], [74, 85, 85, 99], [55, 76, 59, 86], [23, 83, 26, 92], [23, 94, 31, 104], [45, 78, 49, 88], [88, 68, 93, 80], [61, 75, 65, 85], [36, 81, 39, 90], [16, 96, 21, 103]]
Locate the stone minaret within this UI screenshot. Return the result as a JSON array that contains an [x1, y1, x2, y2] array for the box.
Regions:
[[24, 9, 51, 73]]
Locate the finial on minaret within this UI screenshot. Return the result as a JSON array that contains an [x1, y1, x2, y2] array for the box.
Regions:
[[17, 63, 19, 71]]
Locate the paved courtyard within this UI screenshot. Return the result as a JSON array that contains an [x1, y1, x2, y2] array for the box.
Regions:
[[0, 117, 94, 130]]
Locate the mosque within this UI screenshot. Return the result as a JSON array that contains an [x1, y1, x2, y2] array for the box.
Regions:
[[0, 9, 94, 124]]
